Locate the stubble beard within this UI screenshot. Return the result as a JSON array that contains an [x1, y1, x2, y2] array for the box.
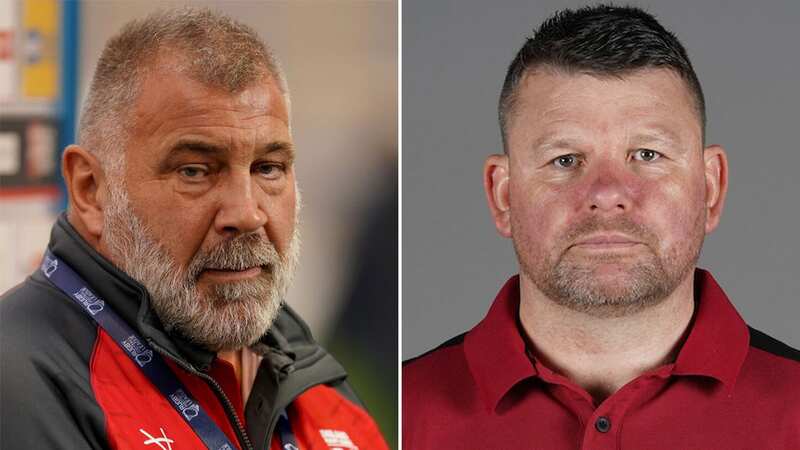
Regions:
[[102, 182, 300, 351], [512, 212, 705, 318]]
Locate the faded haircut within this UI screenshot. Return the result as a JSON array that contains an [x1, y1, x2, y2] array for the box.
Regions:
[[498, 4, 705, 151], [78, 7, 289, 174]]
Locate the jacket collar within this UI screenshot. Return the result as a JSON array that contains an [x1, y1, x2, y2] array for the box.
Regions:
[[49, 214, 217, 369], [463, 269, 750, 412]]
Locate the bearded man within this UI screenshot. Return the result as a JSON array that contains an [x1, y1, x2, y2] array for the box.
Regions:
[[403, 5, 799, 449], [1, 8, 387, 450]]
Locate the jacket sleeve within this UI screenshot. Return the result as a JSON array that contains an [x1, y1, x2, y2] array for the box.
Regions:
[[1, 280, 109, 449]]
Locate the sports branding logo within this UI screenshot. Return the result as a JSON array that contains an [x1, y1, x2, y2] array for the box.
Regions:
[[121, 334, 154, 367], [41, 255, 58, 278], [73, 287, 105, 315], [140, 427, 174, 450], [169, 389, 200, 421], [319, 429, 359, 450]]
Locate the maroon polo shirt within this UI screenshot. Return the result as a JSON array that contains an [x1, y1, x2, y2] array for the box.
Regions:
[[403, 269, 800, 449]]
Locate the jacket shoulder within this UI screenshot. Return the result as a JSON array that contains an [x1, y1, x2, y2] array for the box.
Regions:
[[1, 276, 107, 448], [1, 274, 97, 355]]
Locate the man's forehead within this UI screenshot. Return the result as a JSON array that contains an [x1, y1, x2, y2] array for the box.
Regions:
[[142, 63, 283, 108], [519, 67, 691, 104], [509, 67, 700, 141], [130, 65, 290, 134]]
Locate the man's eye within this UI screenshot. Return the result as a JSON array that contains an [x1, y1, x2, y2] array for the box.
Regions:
[[255, 163, 284, 178], [177, 165, 208, 178], [553, 154, 579, 169], [632, 149, 662, 162]]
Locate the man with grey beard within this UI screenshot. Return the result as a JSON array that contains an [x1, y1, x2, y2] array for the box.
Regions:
[[102, 182, 297, 354], [403, 5, 799, 450], [0, 8, 388, 450]]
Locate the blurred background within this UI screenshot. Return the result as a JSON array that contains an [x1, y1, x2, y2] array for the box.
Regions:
[[0, 0, 397, 447]]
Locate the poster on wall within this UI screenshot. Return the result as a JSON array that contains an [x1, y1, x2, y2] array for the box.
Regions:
[[0, 118, 58, 186], [25, 120, 56, 179], [22, 0, 59, 101]]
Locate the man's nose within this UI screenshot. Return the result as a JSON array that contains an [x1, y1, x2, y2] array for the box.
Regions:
[[584, 160, 636, 214], [213, 173, 268, 235]]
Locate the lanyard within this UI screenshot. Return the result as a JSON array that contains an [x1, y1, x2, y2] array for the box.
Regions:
[[40, 250, 300, 450], [276, 410, 300, 450]]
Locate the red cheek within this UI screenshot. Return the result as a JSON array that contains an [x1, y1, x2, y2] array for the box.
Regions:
[[510, 183, 569, 236]]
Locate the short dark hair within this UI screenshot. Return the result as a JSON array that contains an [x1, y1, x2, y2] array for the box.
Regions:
[[498, 4, 705, 151]]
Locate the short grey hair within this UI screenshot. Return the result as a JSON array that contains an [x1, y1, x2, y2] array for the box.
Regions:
[[78, 7, 290, 174]]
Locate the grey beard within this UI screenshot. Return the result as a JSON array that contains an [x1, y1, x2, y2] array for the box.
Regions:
[[102, 183, 299, 351]]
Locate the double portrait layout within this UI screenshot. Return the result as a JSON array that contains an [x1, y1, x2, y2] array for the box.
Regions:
[[0, 1, 798, 449]]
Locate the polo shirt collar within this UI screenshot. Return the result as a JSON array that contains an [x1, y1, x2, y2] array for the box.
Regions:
[[463, 269, 750, 412], [672, 268, 749, 392], [463, 276, 537, 412]]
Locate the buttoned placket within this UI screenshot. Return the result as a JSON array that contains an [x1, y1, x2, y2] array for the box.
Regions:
[[532, 356, 676, 449]]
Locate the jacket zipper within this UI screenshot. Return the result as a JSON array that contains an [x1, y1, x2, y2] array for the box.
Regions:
[[150, 342, 254, 450]]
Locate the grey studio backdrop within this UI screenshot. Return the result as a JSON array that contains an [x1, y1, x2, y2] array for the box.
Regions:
[[402, 0, 800, 359]]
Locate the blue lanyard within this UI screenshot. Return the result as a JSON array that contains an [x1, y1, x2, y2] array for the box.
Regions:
[[276, 410, 300, 450], [40, 250, 300, 450]]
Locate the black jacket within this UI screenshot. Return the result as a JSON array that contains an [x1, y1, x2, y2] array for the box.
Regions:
[[1, 214, 386, 449]]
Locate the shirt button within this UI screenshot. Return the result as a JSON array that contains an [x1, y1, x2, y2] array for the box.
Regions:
[[595, 416, 611, 433]]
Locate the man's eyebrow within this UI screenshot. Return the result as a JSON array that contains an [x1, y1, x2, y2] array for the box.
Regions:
[[529, 127, 685, 154], [260, 141, 295, 163], [160, 139, 295, 165], [531, 136, 584, 154], [157, 139, 226, 172], [630, 127, 683, 146], [166, 139, 227, 157]]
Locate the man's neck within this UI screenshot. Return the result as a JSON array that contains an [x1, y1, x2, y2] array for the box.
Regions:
[[518, 273, 696, 405], [217, 348, 264, 403], [217, 350, 243, 386]]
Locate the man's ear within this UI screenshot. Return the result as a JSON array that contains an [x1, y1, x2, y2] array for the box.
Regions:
[[62, 145, 107, 238], [484, 154, 512, 238], [702, 144, 729, 234]]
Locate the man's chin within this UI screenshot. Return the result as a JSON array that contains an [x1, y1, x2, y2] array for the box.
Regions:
[[185, 300, 281, 351], [536, 259, 670, 316], [560, 250, 662, 279], [545, 282, 666, 318], [202, 275, 274, 303], [151, 285, 282, 351]]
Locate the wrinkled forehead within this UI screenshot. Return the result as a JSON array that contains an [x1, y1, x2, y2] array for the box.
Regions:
[[117, 46, 285, 117], [130, 64, 291, 134]]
